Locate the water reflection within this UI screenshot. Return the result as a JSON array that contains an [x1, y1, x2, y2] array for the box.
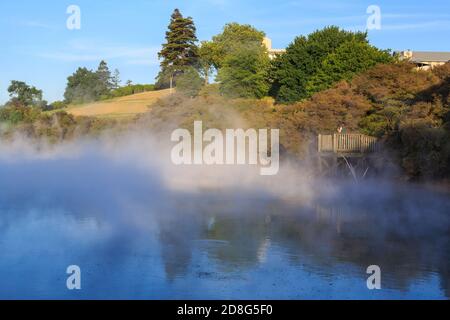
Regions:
[[0, 182, 448, 299]]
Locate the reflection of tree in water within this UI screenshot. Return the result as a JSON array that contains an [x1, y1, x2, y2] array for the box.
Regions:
[[268, 195, 450, 297], [198, 195, 278, 271], [159, 227, 192, 281], [201, 213, 268, 270], [156, 189, 449, 297], [157, 193, 273, 276], [157, 203, 201, 281]]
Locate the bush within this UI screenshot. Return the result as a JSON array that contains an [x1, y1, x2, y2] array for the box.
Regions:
[[305, 62, 450, 179], [176, 67, 204, 97], [270, 26, 370, 103], [46, 101, 68, 111], [306, 39, 393, 95], [111, 84, 155, 98], [0, 105, 42, 125], [198, 83, 220, 97], [398, 122, 450, 178]]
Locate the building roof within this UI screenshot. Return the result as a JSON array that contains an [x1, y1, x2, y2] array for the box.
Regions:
[[411, 51, 450, 63]]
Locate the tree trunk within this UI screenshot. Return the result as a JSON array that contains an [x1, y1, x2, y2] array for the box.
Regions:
[[204, 68, 209, 86]]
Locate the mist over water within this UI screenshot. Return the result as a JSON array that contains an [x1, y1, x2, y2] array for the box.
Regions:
[[0, 134, 449, 299]]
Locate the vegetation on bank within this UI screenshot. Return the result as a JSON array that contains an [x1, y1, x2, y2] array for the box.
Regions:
[[270, 27, 393, 103], [110, 84, 155, 98], [154, 10, 392, 101], [141, 61, 450, 179], [1, 61, 449, 180], [67, 89, 172, 118], [0, 8, 448, 181], [64, 61, 154, 104], [0, 107, 119, 143]]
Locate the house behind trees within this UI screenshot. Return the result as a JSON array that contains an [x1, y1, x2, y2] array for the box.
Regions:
[[396, 50, 450, 70]]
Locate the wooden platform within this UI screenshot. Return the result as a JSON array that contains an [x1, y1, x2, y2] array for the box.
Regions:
[[317, 133, 381, 178], [318, 133, 380, 156]]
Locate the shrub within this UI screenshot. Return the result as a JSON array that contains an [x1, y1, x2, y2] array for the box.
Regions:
[[111, 84, 155, 98], [176, 67, 204, 97], [198, 83, 220, 97], [47, 101, 68, 111]]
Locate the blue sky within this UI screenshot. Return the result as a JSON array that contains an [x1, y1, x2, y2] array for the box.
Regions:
[[0, 0, 449, 103]]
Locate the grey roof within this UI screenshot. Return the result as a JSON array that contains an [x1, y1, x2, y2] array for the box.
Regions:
[[411, 51, 450, 63]]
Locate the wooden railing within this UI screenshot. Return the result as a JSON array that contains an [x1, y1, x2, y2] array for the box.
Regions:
[[318, 134, 380, 154]]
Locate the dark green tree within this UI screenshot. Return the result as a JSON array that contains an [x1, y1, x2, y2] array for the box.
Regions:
[[7, 80, 46, 107], [156, 8, 199, 89], [95, 60, 113, 96], [176, 67, 204, 97], [306, 40, 393, 94], [270, 26, 369, 103], [64, 67, 102, 103], [111, 68, 121, 89], [64, 61, 117, 103]]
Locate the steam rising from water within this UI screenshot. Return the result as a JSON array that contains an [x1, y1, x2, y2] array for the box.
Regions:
[[0, 133, 449, 299], [0, 132, 320, 202]]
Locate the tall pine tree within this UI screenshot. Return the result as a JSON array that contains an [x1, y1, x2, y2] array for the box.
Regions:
[[156, 9, 199, 89], [96, 60, 113, 96], [111, 69, 121, 89]]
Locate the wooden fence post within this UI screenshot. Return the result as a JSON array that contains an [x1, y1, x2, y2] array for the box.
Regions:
[[318, 134, 322, 153], [333, 134, 337, 153]]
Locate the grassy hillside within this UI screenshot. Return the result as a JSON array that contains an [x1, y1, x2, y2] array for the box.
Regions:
[[1, 62, 449, 180], [66, 89, 172, 118]]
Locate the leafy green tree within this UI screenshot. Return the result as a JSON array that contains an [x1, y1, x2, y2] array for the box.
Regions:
[[217, 44, 270, 99], [270, 26, 369, 103], [64, 61, 116, 103], [7, 81, 46, 107], [156, 8, 199, 89], [306, 40, 393, 95], [211, 23, 265, 69], [268, 36, 310, 103], [198, 41, 219, 85], [210, 23, 269, 98], [176, 67, 204, 97], [64, 67, 102, 103]]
